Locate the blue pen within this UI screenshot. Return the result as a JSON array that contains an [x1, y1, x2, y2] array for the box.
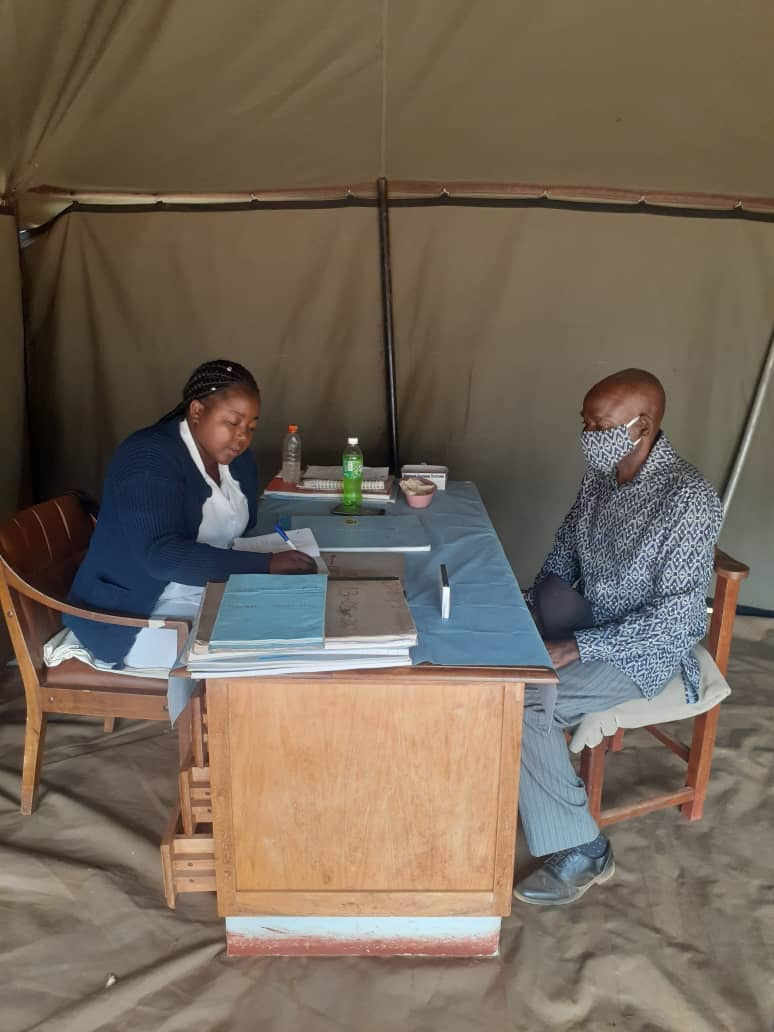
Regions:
[[273, 523, 298, 550]]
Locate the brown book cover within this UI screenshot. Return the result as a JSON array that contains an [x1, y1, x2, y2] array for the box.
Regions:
[[321, 551, 405, 582], [324, 579, 417, 645]]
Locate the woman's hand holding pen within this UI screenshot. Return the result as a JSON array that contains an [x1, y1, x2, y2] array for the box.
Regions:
[[268, 523, 316, 573], [269, 551, 317, 574]]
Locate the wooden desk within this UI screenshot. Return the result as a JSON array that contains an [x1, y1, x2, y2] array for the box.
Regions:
[[203, 663, 553, 957], [162, 484, 556, 956]]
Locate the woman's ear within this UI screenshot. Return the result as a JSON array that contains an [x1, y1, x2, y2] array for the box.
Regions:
[[188, 399, 203, 424]]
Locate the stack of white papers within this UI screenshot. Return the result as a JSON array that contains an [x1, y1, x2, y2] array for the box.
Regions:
[[185, 578, 417, 679]]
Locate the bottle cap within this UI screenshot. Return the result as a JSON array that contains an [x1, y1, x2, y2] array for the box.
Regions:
[[347, 437, 358, 445], [288, 424, 298, 432]]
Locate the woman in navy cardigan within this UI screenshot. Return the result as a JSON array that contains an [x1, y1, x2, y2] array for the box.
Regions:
[[63, 359, 315, 668]]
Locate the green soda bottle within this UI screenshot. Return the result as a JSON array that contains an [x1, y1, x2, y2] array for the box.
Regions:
[[342, 437, 363, 511]]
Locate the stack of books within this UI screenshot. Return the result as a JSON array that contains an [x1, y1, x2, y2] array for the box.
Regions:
[[186, 574, 417, 679], [263, 465, 396, 502]]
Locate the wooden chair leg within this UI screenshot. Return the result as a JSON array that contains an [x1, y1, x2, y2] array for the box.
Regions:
[[191, 692, 205, 767], [610, 728, 625, 752], [681, 706, 720, 821], [21, 711, 48, 815], [160, 805, 180, 909], [103, 717, 116, 733], [179, 769, 194, 836], [177, 702, 193, 768], [580, 740, 607, 822]]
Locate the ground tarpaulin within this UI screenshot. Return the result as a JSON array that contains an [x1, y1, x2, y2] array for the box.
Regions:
[[1, 619, 772, 1031]]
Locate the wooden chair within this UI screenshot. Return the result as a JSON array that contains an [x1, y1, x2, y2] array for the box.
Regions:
[[0, 494, 193, 814], [576, 548, 749, 826]]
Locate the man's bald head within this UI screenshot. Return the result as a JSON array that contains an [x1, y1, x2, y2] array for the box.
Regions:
[[580, 369, 666, 479], [582, 369, 666, 431]]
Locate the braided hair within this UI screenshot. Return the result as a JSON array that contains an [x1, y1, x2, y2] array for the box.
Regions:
[[163, 359, 260, 420]]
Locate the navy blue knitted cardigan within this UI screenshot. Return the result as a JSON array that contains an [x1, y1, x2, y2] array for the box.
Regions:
[[65, 416, 271, 665]]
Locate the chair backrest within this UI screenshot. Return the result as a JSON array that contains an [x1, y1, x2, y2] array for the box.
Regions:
[[0, 495, 94, 673], [707, 548, 749, 678]]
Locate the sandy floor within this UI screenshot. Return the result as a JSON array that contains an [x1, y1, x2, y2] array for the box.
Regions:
[[2, 619, 772, 1032]]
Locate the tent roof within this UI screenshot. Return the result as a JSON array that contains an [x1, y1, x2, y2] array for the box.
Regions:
[[2, 0, 774, 219]]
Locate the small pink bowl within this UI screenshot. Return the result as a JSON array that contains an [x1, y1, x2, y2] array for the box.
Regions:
[[400, 477, 437, 508]]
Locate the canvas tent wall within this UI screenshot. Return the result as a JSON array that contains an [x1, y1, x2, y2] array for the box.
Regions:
[[1, 0, 773, 608]]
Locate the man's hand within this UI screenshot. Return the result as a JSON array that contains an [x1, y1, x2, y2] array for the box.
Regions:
[[269, 551, 317, 574], [545, 638, 580, 670]]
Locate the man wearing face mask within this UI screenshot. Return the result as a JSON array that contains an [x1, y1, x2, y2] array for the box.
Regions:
[[514, 368, 722, 906]]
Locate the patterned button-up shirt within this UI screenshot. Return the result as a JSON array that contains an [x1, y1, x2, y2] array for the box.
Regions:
[[528, 433, 723, 701]]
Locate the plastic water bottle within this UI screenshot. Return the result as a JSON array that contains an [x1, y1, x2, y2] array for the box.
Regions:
[[342, 437, 363, 510], [281, 424, 302, 484]]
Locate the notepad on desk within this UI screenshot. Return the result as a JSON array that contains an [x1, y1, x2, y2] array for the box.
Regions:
[[232, 528, 328, 573], [233, 527, 320, 556], [290, 514, 431, 552]]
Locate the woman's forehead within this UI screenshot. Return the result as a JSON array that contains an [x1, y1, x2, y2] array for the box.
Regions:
[[209, 387, 260, 417]]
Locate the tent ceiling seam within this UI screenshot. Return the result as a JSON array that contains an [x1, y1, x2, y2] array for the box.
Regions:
[[20, 180, 774, 212], [17, 178, 774, 233]]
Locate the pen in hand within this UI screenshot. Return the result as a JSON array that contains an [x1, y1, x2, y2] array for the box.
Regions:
[[269, 524, 316, 573], [273, 523, 298, 550]]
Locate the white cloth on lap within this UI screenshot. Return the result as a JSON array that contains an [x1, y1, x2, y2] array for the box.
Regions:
[[43, 626, 175, 678], [568, 644, 730, 753]]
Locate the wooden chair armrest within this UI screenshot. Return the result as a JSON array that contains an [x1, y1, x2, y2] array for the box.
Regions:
[[3, 561, 190, 652], [713, 548, 750, 582]]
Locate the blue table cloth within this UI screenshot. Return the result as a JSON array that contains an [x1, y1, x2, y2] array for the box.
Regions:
[[256, 482, 552, 673]]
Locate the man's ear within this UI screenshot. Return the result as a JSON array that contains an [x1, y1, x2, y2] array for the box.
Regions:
[[636, 414, 653, 439]]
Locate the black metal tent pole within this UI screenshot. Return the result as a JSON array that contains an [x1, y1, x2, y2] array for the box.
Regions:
[[377, 177, 400, 474], [12, 205, 39, 504]]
